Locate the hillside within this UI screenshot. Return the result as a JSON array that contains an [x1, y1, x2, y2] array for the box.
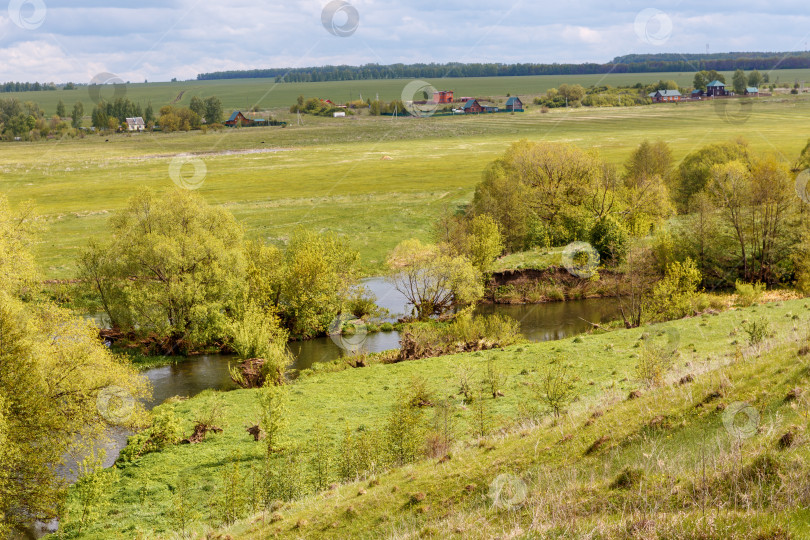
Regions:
[[64, 297, 810, 538]]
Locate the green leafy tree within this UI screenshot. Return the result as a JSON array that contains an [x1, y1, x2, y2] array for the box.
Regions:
[[646, 258, 702, 321], [203, 96, 223, 124], [472, 140, 603, 249], [387, 239, 483, 320], [0, 221, 147, 533], [189, 96, 205, 118], [259, 385, 287, 454], [675, 139, 750, 212], [143, 102, 154, 125], [70, 101, 84, 128], [732, 69, 747, 94], [55, 99, 66, 118], [748, 70, 764, 88], [79, 188, 247, 351]]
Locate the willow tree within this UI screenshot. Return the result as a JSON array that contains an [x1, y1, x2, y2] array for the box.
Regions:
[[79, 188, 247, 351], [387, 239, 483, 320], [0, 197, 148, 534]]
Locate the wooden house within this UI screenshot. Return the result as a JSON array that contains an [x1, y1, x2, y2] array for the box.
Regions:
[[648, 90, 682, 102], [706, 80, 726, 97], [462, 99, 484, 114], [505, 96, 524, 111], [225, 111, 251, 127]]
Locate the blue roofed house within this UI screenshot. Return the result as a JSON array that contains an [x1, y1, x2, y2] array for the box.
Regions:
[[706, 80, 726, 97], [462, 99, 484, 114], [648, 89, 682, 102], [224, 111, 250, 127], [745, 87, 759, 96], [505, 96, 524, 112]]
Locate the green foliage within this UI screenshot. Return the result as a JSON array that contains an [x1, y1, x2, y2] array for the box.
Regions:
[[482, 357, 507, 398], [473, 140, 607, 251], [0, 293, 147, 532], [216, 451, 248, 525], [307, 421, 333, 492], [168, 473, 199, 536], [118, 408, 183, 462], [735, 280, 765, 307], [158, 104, 201, 131], [732, 69, 748, 94], [259, 385, 287, 454], [676, 139, 750, 211], [589, 215, 628, 263], [388, 239, 483, 320], [64, 453, 116, 534], [70, 101, 84, 128], [0, 196, 38, 297], [228, 304, 292, 386], [399, 311, 523, 360], [533, 362, 578, 417], [693, 69, 725, 91], [79, 188, 247, 350], [385, 389, 426, 466], [635, 333, 678, 386], [246, 228, 359, 338], [646, 259, 702, 321], [742, 317, 771, 346]]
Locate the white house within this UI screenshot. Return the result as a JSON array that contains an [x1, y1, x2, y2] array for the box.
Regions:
[[125, 117, 146, 131]]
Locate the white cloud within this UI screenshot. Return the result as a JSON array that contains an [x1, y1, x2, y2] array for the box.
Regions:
[[0, 1, 807, 82]]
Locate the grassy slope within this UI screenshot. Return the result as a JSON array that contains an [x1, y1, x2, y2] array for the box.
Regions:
[[74, 298, 810, 538], [11, 69, 810, 116], [4, 95, 810, 279]]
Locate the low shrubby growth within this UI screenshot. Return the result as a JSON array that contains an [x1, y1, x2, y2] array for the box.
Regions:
[[398, 310, 523, 361]]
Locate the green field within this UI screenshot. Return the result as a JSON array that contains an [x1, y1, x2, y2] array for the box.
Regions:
[[2, 94, 810, 279], [65, 298, 810, 538], [6, 69, 810, 117]]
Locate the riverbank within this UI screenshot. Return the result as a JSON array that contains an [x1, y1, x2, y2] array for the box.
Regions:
[[59, 297, 810, 537], [486, 266, 620, 304]]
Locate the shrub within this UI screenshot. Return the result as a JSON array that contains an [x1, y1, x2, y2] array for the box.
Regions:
[[646, 258, 702, 322], [735, 280, 765, 307], [589, 215, 629, 263], [228, 304, 293, 387], [533, 362, 578, 417], [635, 340, 676, 387], [742, 317, 770, 346], [398, 311, 523, 361], [117, 408, 183, 462], [380, 322, 394, 332]]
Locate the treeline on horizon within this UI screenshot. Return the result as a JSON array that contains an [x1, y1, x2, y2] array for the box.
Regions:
[[196, 51, 810, 82]]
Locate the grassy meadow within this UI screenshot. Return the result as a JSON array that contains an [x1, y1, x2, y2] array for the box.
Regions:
[[68, 297, 810, 538], [5, 68, 810, 117], [2, 93, 810, 279]]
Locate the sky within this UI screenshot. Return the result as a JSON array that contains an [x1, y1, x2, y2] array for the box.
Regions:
[[0, 0, 809, 83]]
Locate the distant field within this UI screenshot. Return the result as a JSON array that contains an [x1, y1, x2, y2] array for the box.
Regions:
[[4, 69, 810, 116], [1, 95, 810, 279]]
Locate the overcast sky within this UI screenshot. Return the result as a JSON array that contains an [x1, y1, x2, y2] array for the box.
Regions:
[[1, 0, 809, 83]]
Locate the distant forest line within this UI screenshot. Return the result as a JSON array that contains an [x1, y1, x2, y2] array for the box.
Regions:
[[196, 52, 810, 83]]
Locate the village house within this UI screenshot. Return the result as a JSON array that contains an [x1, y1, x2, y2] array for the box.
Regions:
[[648, 89, 682, 102], [505, 96, 524, 111], [432, 90, 454, 104], [706, 80, 727, 97], [125, 117, 145, 131], [224, 111, 251, 127], [462, 99, 484, 114]]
